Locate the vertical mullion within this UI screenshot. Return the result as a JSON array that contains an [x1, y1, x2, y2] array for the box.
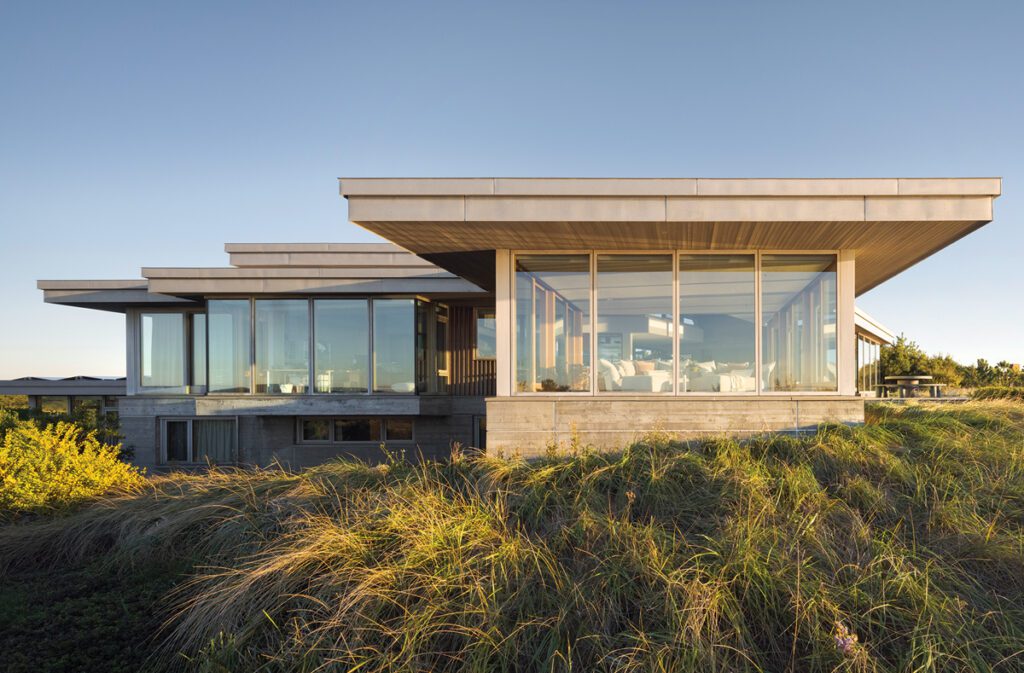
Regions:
[[308, 299, 315, 395], [589, 251, 596, 396], [249, 298, 256, 395], [673, 251, 680, 395], [368, 298, 374, 394], [755, 252, 762, 395]]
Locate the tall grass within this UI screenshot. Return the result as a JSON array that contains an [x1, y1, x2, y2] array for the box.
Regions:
[[2, 401, 1024, 672]]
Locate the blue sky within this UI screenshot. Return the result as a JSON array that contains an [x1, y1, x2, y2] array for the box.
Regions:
[[1, 1, 1021, 377]]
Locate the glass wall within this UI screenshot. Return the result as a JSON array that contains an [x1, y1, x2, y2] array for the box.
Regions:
[[857, 335, 881, 395], [255, 300, 309, 394], [761, 254, 838, 392], [373, 299, 416, 393], [596, 254, 673, 393], [515, 255, 591, 392], [313, 300, 369, 393], [208, 300, 252, 393], [475, 308, 496, 359], [679, 254, 756, 393], [140, 313, 184, 388], [511, 252, 844, 396]]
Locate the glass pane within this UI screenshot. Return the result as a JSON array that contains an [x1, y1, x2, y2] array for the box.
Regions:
[[313, 300, 369, 393], [141, 313, 184, 387], [191, 314, 207, 388], [302, 418, 330, 442], [208, 300, 251, 393], [193, 419, 236, 463], [475, 308, 496, 359], [596, 255, 673, 393], [39, 396, 69, 413], [761, 255, 838, 392], [515, 254, 591, 392], [335, 418, 382, 442], [373, 299, 416, 394], [386, 418, 414, 441], [255, 300, 309, 394], [165, 420, 189, 462]]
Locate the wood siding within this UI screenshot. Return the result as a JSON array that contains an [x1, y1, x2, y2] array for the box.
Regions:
[[448, 305, 496, 396]]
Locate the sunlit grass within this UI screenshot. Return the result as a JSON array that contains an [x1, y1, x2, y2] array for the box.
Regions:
[[2, 400, 1024, 672]]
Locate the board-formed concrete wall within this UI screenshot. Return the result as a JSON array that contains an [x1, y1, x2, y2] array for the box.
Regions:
[[117, 395, 485, 470], [484, 396, 864, 458]]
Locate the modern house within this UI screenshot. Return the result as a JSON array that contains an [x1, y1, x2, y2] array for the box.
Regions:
[[16, 177, 996, 468]]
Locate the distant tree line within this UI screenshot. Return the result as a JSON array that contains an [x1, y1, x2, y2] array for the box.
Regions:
[[880, 335, 1023, 387]]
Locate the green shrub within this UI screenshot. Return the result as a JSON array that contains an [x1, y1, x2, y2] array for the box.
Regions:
[[0, 420, 145, 513]]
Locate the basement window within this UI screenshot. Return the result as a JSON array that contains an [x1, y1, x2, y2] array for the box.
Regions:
[[160, 418, 238, 464], [296, 417, 415, 444]]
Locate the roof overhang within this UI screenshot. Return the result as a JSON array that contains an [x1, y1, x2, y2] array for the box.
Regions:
[[38, 280, 200, 313], [854, 307, 896, 345], [340, 178, 1000, 295]]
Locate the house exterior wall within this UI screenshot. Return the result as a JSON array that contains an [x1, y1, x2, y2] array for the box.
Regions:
[[485, 395, 864, 458]]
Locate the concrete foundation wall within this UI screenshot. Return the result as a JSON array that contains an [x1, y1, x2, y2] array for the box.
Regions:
[[485, 396, 864, 458], [118, 395, 485, 470]]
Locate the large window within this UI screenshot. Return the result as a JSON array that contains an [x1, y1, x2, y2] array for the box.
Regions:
[[761, 254, 838, 392], [255, 300, 309, 394], [297, 416, 415, 443], [511, 252, 843, 396], [161, 418, 237, 464], [141, 313, 184, 388], [313, 300, 369, 393], [679, 255, 756, 393], [596, 255, 673, 393], [515, 255, 591, 392], [373, 299, 416, 393], [208, 300, 251, 393]]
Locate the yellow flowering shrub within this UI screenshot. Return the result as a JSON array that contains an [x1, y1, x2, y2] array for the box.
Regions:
[[0, 420, 145, 512]]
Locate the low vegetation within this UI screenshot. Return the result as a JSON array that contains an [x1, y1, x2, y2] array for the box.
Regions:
[[2, 401, 1024, 672], [973, 386, 1024, 402], [0, 416, 145, 514]]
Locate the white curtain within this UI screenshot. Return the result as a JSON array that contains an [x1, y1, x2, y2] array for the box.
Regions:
[[193, 419, 237, 463]]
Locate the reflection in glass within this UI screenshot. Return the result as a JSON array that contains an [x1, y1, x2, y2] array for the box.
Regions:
[[761, 255, 838, 391], [335, 418, 382, 441], [314, 300, 369, 393], [208, 300, 251, 393], [386, 418, 414, 441], [255, 300, 309, 394], [515, 255, 591, 392], [475, 308, 496, 359], [857, 336, 881, 395], [679, 255, 756, 393], [191, 314, 206, 388], [302, 418, 330, 442], [596, 255, 673, 393], [141, 313, 184, 387], [373, 299, 416, 393]]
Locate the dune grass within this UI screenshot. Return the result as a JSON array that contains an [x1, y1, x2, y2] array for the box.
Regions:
[[2, 401, 1024, 672]]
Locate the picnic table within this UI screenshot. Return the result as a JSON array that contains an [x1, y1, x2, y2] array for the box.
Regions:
[[875, 375, 945, 398]]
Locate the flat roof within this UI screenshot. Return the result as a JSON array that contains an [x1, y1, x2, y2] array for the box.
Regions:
[[340, 177, 1000, 294]]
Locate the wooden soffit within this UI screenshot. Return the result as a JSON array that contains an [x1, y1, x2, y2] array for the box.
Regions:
[[340, 178, 1000, 295]]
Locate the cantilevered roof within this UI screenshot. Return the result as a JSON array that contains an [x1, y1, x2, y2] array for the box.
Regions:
[[854, 307, 896, 345], [38, 280, 200, 312], [40, 243, 487, 312], [339, 178, 1001, 294]]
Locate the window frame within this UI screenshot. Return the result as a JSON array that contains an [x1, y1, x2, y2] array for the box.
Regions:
[[136, 309, 206, 395], [159, 416, 238, 464], [294, 416, 416, 444], [508, 249, 844, 397], [473, 307, 497, 361]]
